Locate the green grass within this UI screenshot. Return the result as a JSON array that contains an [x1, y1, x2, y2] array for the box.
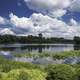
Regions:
[[12, 50, 80, 59], [52, 50, 80, 59]]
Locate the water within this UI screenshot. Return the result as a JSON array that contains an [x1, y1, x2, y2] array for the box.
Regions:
[[0, 44, 74, 54], [0, 43, 80, 64]]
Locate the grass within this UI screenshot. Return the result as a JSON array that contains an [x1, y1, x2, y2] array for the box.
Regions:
[[12, 50, 80, 59]]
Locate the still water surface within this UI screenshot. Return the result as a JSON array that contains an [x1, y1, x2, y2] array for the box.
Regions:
[[0, 44, 75, 53], [0, 44, 80, 64]]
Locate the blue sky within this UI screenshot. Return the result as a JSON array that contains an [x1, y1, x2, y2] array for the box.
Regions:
[[0, 0, 34, 18], [0, 0, 80, 38], [0, 0, 79, 21]]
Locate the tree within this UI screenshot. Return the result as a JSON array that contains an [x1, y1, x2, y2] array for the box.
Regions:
[[74, 36, 80, 44]]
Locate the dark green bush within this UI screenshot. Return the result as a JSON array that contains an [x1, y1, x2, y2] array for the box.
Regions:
[[75, 68, 80, 80], [46, 64, 76, 80]]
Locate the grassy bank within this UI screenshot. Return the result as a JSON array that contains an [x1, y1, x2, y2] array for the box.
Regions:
[[12, 50, 80, 59], [0, 56, 80, 80], [0, 50, 80, 80]]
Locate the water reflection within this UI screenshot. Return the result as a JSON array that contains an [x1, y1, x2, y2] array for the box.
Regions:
[[0, 44, 80, 64], [0, 44, 74, 53], [74, 44, 80, 50]]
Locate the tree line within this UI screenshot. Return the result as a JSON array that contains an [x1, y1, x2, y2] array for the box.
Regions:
[[0, 34, 73, 44]]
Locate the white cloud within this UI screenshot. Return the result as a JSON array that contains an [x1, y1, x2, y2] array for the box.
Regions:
[[0, 16, 7, 25], [24, 0, 71, 18], [0, 28, 15, 35], [50, 9, 67, 18], [69, 0, 80, 12], [9, 13, 34, 32], [8, 13, 79, 38], [30, 13, 68, 33], [0, 12, 80, 39], [69, 18, 78, 26], [1, 0, 80, 39], [24, 0, 80, 16]]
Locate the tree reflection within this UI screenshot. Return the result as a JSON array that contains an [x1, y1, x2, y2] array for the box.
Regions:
[[74, 44, 80, 50]]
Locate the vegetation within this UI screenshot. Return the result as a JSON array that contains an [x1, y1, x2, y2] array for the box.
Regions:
[[74, 36, 80, 44], [52, 50, 80, 59], [0, 57, 46, 80], [0, 56, 80, 80], [46, 64, 76, 80], [12, 50, 80, 59], [0, 34, 73, 44], [0, 56, 43, 72], [2, 69, 46, 80], [1, 33, 80, 80]]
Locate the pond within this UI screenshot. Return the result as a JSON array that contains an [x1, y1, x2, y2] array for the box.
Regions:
[[0, 43, 80, 64], [0, 44, 74, 53]]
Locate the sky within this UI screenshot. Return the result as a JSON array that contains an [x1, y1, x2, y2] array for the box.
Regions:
[[0, 0, 80, 39]]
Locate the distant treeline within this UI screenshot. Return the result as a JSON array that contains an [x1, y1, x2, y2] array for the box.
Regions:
[[0, 34, 73, 44]]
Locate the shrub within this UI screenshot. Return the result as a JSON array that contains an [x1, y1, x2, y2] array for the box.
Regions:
[[4, 68, 46, 80], [46, 64, 76, 80], [75, 68, 80, 80]]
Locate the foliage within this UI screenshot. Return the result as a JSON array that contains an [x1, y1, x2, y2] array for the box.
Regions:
[[0, 57, 80, 80], [1, 51, 80, 80], [52, 50, 80, 59], [12, 50, 80, 59], [75, 68, 80, 80], [0, 57, 43, 72], [0, 34, 73, 44], [46, 64, 76, 80], [3, 69, 46, 80], [0, 57, 46, 80]]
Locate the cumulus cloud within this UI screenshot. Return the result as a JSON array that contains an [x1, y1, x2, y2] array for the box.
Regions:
[[7, 13, 80, 38], [0, 12, 80, 38], [0, 0, 80, 39], [0, 28, 15, 35], [69, 0, 80, 12], [24, 0, 80, 16], [24, 0, 72, 18], [50, 9, 67, 18], [9, 13, 34, 32], [0, 16, 7, 25], [69, 18, 78, 26]]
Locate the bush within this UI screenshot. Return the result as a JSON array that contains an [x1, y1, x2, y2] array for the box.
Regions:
[[75, 68, 80, 80], [46, 64, 76, 80], [0, 72, 6, 80], [4, 68, 46, 80], [0, 58, 42, 72]]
